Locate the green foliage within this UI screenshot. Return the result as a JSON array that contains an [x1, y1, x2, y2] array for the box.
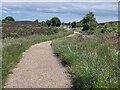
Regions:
[[47, 27, 58, 35], [62, 22, 65, 26], [102, 22, 118, 32], [46, 20, 52, 27], [3, 16, 15, 22], [81, 12, 98, 31], [95, 22, 119, 33], [50, 17, 61, 27], [76, 21, 82, 28], [71, 22, 77, 28], [41, 21, 47, 26], [0, 44, 2, 90], [34, 19, 39, 23], [45, 17, 61, 27], [52, 33, 119, 89]]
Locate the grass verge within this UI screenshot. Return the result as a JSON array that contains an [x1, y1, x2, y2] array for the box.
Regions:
[[52, 32, 119, 89]]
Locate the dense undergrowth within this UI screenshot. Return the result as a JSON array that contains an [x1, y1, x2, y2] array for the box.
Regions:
[[52, 32, 119, 89]]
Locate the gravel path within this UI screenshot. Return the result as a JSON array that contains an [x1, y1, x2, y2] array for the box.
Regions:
[[5, 41, 72, 88]]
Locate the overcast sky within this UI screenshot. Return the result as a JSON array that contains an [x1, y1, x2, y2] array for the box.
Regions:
[[2, 0, 120, 2], [1, 1, 119, 23]]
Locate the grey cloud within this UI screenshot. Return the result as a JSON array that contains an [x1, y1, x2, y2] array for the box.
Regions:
[[2, 2, 118, 22]]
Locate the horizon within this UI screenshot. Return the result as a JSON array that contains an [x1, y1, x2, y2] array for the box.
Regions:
[[1, 18, 119, 24], [2, 2, 118, 23]]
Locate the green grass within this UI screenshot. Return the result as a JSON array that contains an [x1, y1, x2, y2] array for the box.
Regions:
[[2, 31, 73, 86], [0, 42, 2, 89], [52, 32, 119, 89]]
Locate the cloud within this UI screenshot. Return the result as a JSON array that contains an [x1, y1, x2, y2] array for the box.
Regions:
[[61, 6, 69, 9], [3, 10, 8, 13], [11, 11, 21, 13], [47, 8, 57, 12], [2, 2, 118, 22], [2, 0, 120, 2], [3, 7, 9, 10]]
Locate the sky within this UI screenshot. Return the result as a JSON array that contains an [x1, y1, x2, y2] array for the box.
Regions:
[[1, 0, 119, 23], [2, 0, 120, 2]]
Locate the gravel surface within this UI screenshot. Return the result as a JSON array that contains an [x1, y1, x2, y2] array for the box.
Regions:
[[5, 41, 72, 88]]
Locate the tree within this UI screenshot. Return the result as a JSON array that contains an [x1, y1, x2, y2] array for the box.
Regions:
[[81, 12, 98, 31], [62, 22, 65, 26], [46, 20, 52, 27], [50, 17, 61, 27], [4, 16, 15, 22], [41, 21, 47, 26], [34, 19, 39, 23], [71, 21, 76, 28], [76, 21, 83, 27]]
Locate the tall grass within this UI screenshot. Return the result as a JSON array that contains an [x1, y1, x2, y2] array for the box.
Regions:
[[2, 31, 73, 86], [52, 32, 119, 89], [0, 41, 2, 89]]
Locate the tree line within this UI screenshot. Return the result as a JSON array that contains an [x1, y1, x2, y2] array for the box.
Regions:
[[2, 12, 118, 32]]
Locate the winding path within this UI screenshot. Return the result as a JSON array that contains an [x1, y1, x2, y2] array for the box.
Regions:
[[5, 41, 72, 88]]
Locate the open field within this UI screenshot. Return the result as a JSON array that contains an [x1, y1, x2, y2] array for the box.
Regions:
[[52, 32, 119, 89]]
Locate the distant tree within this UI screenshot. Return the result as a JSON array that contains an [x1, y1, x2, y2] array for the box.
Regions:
[[68, 22, 71, 26], [34, 19, 39, 23], [4, 16, 15, 22], [112, 23, 118, 32], [101, 23, 115, 32], [71, 21, 76, 28], [62, 22, 65, 26], [50, 17, 61, 27], [81, 12, 98, 31], [41, 21, 47, 26], [2, 19, 5, 22], [46, 20, 52, 27], [76, 21, 83, 27]]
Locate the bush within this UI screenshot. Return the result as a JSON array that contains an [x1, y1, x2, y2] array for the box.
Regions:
[[98, 22, 119, 33], [3, 16, 15, 22], [47, 27, 61, 35], [46, 20, 52, 27], [50, 17, 61, 27], [34, 19, 39, 23], [71, 22, 77, 28], [81, 12, 98, 31]]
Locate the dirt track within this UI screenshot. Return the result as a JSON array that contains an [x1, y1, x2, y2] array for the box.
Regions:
[[5, 41, 72, 88]]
